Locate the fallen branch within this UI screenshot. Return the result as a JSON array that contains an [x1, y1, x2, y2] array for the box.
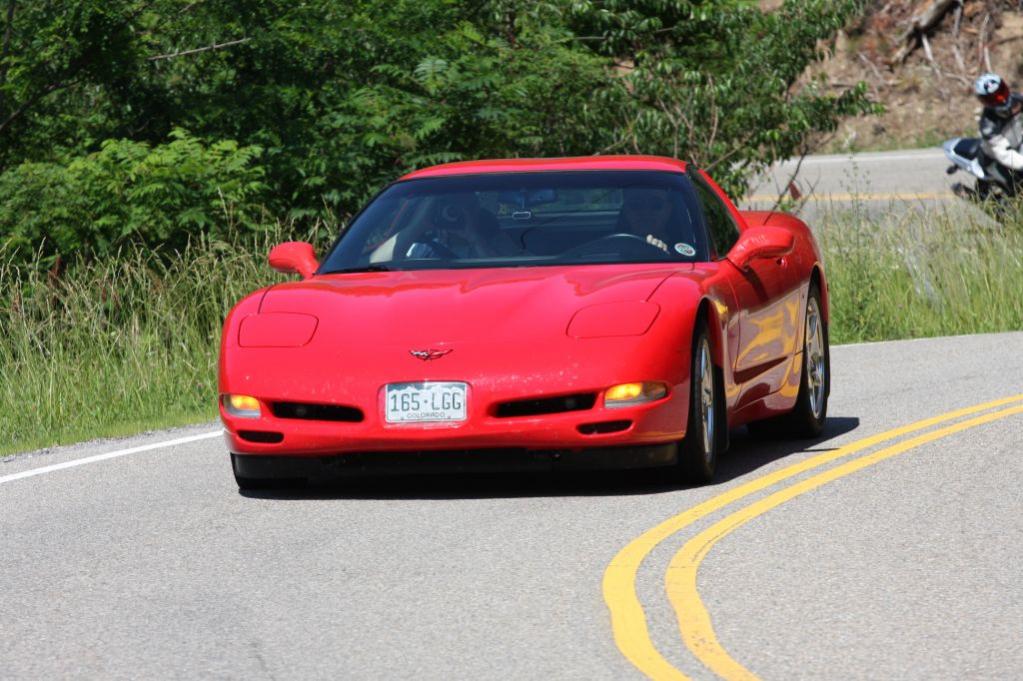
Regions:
[[148, 37, 250, 62], [890, 0, 959, 64], [991, 34, 1023, 48], [857, 52, 890, 94], [979, 12, 992, 71]]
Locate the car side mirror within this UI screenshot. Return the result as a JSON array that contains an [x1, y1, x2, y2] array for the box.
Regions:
[[268, 241, 318, 279], [726, 226, 794, 271]]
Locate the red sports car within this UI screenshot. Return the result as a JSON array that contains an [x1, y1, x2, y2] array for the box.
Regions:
[[219, 156, 830, 489]]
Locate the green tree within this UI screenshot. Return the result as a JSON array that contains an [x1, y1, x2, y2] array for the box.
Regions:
[[0, 130, 267, 264], [147, 0, 615, 217], [1, 0, 876, 265], [0, 1, 150, 168], [570, 0, 877, 193]]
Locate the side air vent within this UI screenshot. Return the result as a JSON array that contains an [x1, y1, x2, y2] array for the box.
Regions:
[[270, 402, 364, 422], [494, 393, 597, 418], [578, 420, 632, 435]]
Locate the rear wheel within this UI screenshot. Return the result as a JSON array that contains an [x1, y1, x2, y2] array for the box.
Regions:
[[677, 324, 722, 483], [792, 285, 829, 436]]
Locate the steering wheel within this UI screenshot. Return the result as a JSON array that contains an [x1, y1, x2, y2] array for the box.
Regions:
[[558, 232, 672, 260]]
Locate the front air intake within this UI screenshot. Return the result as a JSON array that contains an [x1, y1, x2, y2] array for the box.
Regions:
[[238, 430, 284, 444], [270, 402, 364, 422], [578, 420, 632, 435], [494, 393, 597, 418]]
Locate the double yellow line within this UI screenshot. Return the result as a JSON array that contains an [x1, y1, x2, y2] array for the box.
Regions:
[[603, 394, 1023, 680]]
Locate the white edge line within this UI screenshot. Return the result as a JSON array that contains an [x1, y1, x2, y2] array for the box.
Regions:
[[0, 430, 223, 485]]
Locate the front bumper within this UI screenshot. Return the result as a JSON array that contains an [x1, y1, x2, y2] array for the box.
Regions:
[[221, 388, 688, 458], [231, 442, 677, 480]]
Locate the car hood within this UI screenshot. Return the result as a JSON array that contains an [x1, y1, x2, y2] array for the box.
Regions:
[[259, 264, 684, 345]]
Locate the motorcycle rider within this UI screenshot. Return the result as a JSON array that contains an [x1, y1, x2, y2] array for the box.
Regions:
[[975, 73, 1023, 194]]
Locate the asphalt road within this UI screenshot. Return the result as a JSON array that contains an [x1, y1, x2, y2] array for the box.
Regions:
[[3, 332, 1023, 680], [740, 150, 953, 206], [743, 148, 974, 223], [747, 148, 954, 204]]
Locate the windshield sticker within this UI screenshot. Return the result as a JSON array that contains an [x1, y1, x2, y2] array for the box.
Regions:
[[675, 242, 696, 257]]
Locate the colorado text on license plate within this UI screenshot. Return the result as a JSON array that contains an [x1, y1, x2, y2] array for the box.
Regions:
[[385, 382, 468, 423]]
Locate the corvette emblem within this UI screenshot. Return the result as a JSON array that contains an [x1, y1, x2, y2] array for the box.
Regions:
[[410, 348, 453, 361]]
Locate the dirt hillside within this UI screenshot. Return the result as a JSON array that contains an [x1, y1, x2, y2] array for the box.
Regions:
[[809, 0, 1023, 151]]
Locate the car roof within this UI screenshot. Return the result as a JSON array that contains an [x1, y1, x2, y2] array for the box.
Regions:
[[400, 155, 689, 180]]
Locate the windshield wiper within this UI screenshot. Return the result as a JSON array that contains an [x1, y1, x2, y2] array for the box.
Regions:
[[323, 264, 394, 274]]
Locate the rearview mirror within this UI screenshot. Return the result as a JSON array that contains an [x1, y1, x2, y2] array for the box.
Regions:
[[726, 226, 794, 271], [268, 241, 318, 279], [497, 188, 559, 209]]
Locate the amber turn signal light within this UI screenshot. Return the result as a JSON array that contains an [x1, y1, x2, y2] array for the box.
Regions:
[[222, 394, 261, 418], [604, 382, 668, 408]]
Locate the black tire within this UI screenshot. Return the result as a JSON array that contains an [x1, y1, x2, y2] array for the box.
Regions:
[[677, 323, 723, 483], [233, 473, 300, 491], [977, 179, 993, 201], [231, 453, 306, 491], [748, 281, 830, 439]]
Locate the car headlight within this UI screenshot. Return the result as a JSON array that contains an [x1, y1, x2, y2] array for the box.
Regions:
[[604, 382, 668, 408], [238, 313, 318, 348], [567, 302, 660, 338], [222, 394, 262, 418]]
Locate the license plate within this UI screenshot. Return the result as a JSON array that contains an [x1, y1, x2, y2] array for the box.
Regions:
[[385, 382, 468, 423]]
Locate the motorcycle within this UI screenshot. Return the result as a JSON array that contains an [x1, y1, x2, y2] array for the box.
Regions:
[[943, 137, 1015, 200]]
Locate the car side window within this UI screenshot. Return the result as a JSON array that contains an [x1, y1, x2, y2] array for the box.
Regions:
[[692, 175, 740, 259]]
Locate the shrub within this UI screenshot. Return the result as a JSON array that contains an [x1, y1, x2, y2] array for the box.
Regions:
[[0, 130, 269, 268]]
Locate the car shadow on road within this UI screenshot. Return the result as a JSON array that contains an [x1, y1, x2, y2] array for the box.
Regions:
[[241, 416, 860, 501]]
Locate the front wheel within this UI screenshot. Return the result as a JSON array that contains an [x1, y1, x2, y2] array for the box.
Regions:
[[677, 325, 723, 483], [231, 456, 304, 492], [976, 179, 991, 200], [233, 473, 301, 491]]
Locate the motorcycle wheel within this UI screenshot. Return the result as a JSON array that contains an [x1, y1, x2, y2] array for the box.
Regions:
[[977, 179, 993, 200]]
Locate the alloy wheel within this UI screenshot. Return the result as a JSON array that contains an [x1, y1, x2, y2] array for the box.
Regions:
[[697, 337, 715, 460], [805, 297, 826, 421]]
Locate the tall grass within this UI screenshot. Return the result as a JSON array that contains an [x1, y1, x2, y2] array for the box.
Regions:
[[2, 205, 1021, 454], [818, 203, 1023, 343], [0, 232, 309, 455]]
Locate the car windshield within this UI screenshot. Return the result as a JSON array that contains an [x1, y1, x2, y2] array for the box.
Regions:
[[319, 171, 709, 273]]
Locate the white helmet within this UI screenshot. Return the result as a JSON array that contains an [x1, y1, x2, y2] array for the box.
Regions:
[[975, 73, 1012, 114]]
